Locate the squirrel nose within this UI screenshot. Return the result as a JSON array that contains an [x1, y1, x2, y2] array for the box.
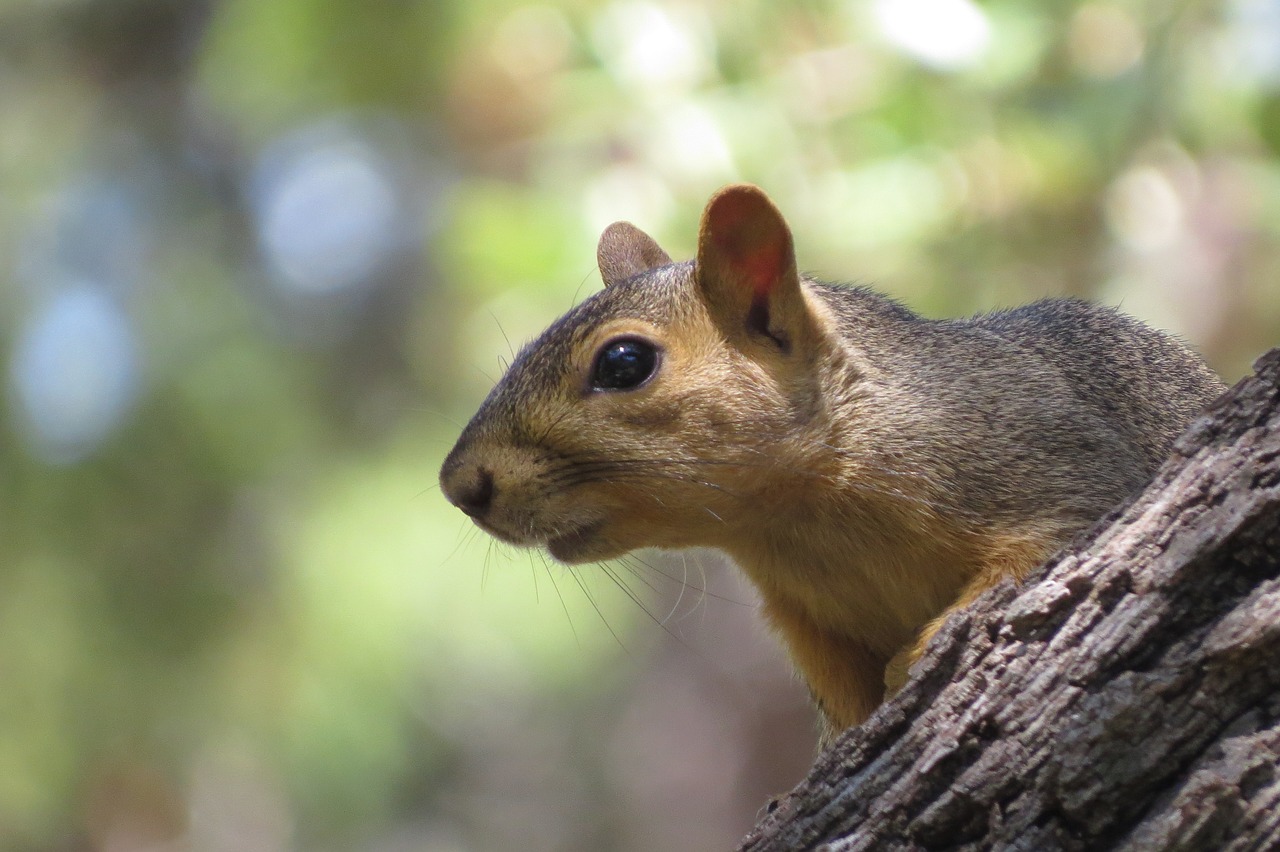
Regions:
[[445, 466, 495, 519]]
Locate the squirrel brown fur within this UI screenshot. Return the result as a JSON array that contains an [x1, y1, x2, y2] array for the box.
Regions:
[[439, 184, 1225, 738]]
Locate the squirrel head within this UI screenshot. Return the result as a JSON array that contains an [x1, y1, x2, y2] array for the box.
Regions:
[[440, 185, 844, 564]]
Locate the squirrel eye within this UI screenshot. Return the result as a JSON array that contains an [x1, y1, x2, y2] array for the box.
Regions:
[[591, 338, 660, 392]]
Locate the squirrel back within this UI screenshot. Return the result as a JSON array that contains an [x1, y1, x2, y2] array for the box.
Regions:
[[440, 184, 1225, 735], [814, 289, 1221, 532]]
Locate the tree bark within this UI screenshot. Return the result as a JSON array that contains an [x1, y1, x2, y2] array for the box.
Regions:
[[740, 349, 1280, 852]]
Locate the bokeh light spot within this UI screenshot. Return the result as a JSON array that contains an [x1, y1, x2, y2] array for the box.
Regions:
[[1106, 166, 1184, 252], [592, 2, 711, 96], [10, 286, 141, 465], [873, 0, 991, 70], [252, 123, 405, 298]]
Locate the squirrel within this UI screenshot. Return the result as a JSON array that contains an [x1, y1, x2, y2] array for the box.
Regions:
[[439, 184, 1226, 738]]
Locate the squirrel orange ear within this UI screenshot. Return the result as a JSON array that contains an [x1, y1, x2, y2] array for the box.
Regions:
[[597, 222, 673, 288], [696, 185, 812, 354]]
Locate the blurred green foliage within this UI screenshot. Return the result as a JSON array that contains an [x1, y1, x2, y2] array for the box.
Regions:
[[1, 0, 1279, 849]]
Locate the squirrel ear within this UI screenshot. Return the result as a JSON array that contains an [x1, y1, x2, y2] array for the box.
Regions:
[[597, 222, 673, 288], [696, 184, 812, 354]]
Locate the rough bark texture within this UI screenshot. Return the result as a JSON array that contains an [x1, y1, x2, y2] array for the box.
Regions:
[[740, 349, 1280, 852]]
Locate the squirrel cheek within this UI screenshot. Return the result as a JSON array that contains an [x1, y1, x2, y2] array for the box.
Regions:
[[615, 398, 682, 429]]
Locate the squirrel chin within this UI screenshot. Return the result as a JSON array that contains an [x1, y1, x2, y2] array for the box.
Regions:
[[546, 520, 614, 564]]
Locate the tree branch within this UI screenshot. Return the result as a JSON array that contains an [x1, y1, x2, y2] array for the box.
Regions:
[[741, 349, 1280, 851]]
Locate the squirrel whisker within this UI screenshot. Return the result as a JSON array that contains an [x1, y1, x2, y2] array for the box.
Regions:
[[536, 551, 582, 649]]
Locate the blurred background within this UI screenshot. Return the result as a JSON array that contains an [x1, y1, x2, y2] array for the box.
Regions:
[[1, 0, 1278, 849]]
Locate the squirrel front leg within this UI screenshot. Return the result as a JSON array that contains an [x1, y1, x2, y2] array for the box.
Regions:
[[885, 531, 1060, 696]]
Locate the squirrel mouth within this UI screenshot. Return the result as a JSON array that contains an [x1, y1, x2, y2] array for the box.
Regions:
[[467, 515, 608, 562], [546, 520, 606, 563], [469, 517, 529, 547]]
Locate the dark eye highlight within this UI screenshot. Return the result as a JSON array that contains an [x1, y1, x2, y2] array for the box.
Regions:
[[590, 338, 660, 392]]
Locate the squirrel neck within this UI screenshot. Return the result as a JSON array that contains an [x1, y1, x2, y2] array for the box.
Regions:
[[716, 437, 974, 659]]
